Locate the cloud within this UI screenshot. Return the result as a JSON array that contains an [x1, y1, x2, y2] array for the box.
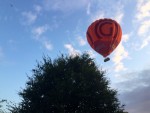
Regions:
[[114, 62, 127, 72], [114, 70, 150, 92], [140, 36, 150, 49], [32, 25, 49, 40], [138, 20, 150, 36], [31, 24, 54, 51], [43, 41, 53, 51], [114, 6, 124, 24], [135, 0, 150, 49], [85, 50, 96, 58], [122, 86, 150, 113], [88, 0, 125, 23], [43, 0, 90, 12], [86, 2, 91, 15], [114, 68, 150, 113], [22, 11, 37, 25], [21, 5, 42, 25], [34, 5, 42, 13], [64, 44, 80, 57], [89, 10, 105, 22], [77, 36, 86, 46], [112, 43, 128, 72], [122, 34, 129, 42], [112, 34, 129, 72], [136, 0, 150, 21]]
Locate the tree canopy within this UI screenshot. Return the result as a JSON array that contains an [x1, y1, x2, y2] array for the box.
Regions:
[[0, 99, 7, 113], [10, 53, 124, 113]]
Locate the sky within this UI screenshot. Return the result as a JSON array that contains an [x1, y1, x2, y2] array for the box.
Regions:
[[0, 0, 150, 113]]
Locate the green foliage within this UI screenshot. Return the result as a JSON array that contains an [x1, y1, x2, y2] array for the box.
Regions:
[[10, 53, 124, 113]]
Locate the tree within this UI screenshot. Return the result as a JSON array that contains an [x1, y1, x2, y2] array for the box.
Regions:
[[0, 99, 7, 113], [10, 53, 124, 113]]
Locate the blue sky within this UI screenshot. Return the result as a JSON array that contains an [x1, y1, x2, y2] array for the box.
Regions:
[[1, 0, 150, 113]]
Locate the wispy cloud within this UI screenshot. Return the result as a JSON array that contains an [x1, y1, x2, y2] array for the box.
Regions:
[[43, 41, 53, 51], [140, 36, 150, 49], [136, 0, 150, 21], [136, 0, 150, 49], [112, 43, 128, 72], [77, 36, 86, 46], [112, 34, 129, 72], [89, 1, 124, 23], [32, 25, 49, 40], [22, 5, 42, 25], [64, 44, 80, 57], [43, 0, 90, 12], [86, 2, 91, 15], [138, 20, 150, 36], [122, 34, 129, 42], [90, 10, 104, 22], [31, 24, 53, 51], [34, 5, 42, 13], [114, 5, 124, 23], [22, 11, 37, 25]]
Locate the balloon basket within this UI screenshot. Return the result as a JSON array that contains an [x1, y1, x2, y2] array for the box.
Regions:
[[104, 57, 110, 62]]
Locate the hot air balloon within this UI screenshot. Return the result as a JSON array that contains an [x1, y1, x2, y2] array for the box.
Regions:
[[86, 18, 122, 62]]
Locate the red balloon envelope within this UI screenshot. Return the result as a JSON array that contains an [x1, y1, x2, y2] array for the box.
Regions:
[[86, 18, 122, 58]]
